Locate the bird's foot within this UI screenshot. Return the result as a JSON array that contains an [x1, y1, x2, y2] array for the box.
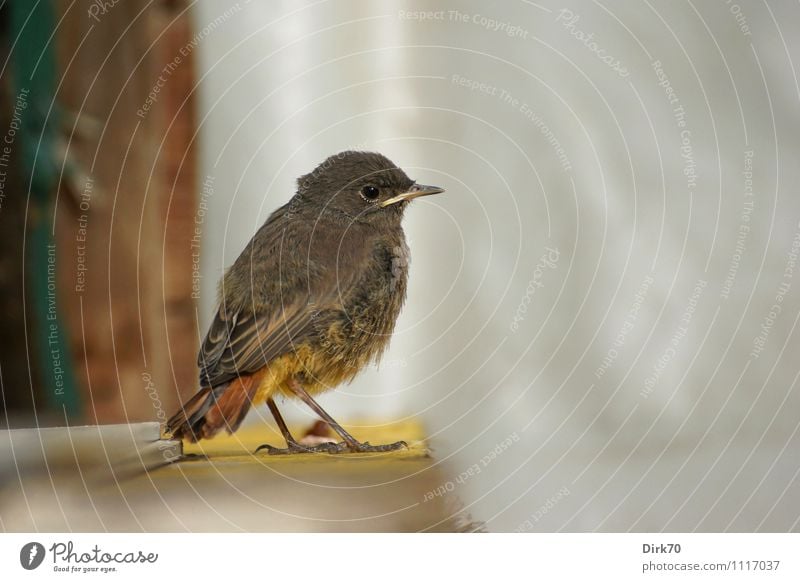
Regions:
[[255, 440, 408, 455], [328, 440, 408, 454], [255, 441, 340, 455]]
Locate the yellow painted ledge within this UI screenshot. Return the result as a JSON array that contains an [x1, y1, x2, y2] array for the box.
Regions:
[[2, 420, 482, 532], [181, 418, 428, 461], [150, 418, 481, 531]]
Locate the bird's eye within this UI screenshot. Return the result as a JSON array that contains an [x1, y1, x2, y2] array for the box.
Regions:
[[360, 185, 380, 202]]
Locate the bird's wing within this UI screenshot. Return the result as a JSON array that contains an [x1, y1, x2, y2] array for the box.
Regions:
[[197, 297, 320, 387], [196, 205, 369, 388]]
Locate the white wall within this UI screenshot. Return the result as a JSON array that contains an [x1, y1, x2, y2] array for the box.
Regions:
[[191, 0, 800, 531]]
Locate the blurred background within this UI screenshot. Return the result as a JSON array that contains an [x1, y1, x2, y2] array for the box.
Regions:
[[1, 0, 799, 532]]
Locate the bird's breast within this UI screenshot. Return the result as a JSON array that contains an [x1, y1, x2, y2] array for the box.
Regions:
[[300, 237, 409, 387]]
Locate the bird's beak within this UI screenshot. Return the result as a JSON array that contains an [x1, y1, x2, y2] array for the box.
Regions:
[[380, 183, 445, 207]]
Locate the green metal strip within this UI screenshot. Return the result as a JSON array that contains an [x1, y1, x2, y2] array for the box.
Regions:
[[12, 0, 81, 418]]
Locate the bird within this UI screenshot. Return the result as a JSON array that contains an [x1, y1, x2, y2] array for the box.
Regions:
[[166, 151, 444, 454]]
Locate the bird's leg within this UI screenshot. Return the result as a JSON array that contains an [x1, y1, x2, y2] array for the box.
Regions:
[[266, 397, 297, 445], [255, 397, 339, 455], [288, 380, 407, 454]]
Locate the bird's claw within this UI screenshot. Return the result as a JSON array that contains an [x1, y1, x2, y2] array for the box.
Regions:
[[255, 440, 409, 455], [329, 440, 409, 454], [255, 441, 340, 455]]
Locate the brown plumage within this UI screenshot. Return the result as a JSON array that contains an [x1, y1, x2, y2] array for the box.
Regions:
[[166, 151, 444, 453]]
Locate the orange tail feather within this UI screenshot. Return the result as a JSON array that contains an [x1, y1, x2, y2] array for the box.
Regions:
[[167, 369, 266, 442]]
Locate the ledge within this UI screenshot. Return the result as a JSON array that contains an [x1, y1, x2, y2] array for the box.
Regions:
[[0, 420, 481, 532]]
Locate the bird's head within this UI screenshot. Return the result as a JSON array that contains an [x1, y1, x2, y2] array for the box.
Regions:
[[296, 150, 444, 223]]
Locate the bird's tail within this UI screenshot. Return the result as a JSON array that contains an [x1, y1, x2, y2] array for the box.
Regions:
[[166, 371, 265, 442]]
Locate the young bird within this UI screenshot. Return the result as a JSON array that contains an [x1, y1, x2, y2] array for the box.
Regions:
[[166, 151, 444, 453]]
